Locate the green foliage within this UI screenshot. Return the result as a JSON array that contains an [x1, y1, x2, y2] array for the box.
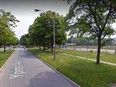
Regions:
[[20, 34, 29, 46], [67, 0, 116, 38], [66, 0, 116, 64], [101, 38, 114, 47], [0, 9, 19, 29], [22, 11, 67, 50], [67, 36, 98, 46], [0, 10, 19, 51]]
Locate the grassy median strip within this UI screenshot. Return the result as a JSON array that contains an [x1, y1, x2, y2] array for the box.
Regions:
[[58, 49, 116, 64], [0, 50, 14, 68], [29, 48, 116, 87]]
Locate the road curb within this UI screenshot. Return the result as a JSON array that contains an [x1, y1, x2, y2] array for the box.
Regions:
[[40, 58, 80, 87], [28, 51, 80, 87], [0, 51, 15, 73]]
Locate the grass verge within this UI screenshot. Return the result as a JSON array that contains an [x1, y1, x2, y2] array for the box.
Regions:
[[28, 48, 116, 87], [0, 50, 14, 68], [58, 49, 116, 64]]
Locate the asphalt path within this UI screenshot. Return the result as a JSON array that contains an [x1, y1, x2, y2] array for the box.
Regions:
[[0, 48, 79, 87]]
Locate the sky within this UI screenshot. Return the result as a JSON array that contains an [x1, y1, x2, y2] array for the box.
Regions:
[[0, 0, 71, 39], [0, 0, 116, 39]]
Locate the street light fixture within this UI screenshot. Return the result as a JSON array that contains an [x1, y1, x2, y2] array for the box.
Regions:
[[34, 9, 56, 60], [35, 9, 44, 13]]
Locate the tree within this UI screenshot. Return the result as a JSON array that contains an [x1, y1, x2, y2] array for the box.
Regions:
[[20, 34, 29, 46], [0, 28, 18, 51], [28, 11, 66, 51], [0, 9, 19, 52], [0, 10, 19, 31], [65, 0, 116, 64]]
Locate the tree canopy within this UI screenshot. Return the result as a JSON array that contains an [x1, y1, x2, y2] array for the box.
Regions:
[[65, 0, 116, 64], [20, 11, 67, 51], [0, 10, 19, 52]]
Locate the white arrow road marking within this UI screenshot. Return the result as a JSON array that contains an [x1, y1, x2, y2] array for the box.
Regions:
[[9, 60, 26, 80], [9, 74, 24, 79]]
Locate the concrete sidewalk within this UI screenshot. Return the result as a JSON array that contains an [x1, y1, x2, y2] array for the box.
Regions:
[[0, 48, 80, 87]]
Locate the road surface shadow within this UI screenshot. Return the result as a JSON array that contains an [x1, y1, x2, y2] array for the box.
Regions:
[[28, 71, 74, 87], [20, 51, 38, 59]]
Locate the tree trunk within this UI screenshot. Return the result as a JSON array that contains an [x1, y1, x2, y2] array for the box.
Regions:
[[9, 44, 10, 50], [87, 40, 89, 52], [74, 44, 76, 51], [51, 47, 53, 52], [96, 35, 101, 64], [39, 46, 41, 50], [3, 44, 6, 53], [51, 43, 53, 52], [43, 46, 46, 51]]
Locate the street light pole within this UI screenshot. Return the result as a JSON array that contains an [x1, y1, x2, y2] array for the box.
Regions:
[[53, 13, 56, 60], [34, 9, 56, 60]]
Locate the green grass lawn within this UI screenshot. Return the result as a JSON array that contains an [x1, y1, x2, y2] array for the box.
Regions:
[[58, 49, 116, 64], [28, 48, 116, 87], [0, 50, 14, 68]]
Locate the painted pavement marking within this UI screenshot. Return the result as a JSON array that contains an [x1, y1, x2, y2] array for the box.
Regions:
[[9, 60, 26, 80]]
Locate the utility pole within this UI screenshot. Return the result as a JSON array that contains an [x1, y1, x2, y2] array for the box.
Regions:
[[53, 13, 56, 60]]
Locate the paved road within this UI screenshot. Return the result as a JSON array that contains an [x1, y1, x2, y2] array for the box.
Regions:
[[0, 48, 79, 87]]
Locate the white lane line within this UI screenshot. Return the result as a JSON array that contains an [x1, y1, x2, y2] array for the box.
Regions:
[[9, 60, 26, 80]]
